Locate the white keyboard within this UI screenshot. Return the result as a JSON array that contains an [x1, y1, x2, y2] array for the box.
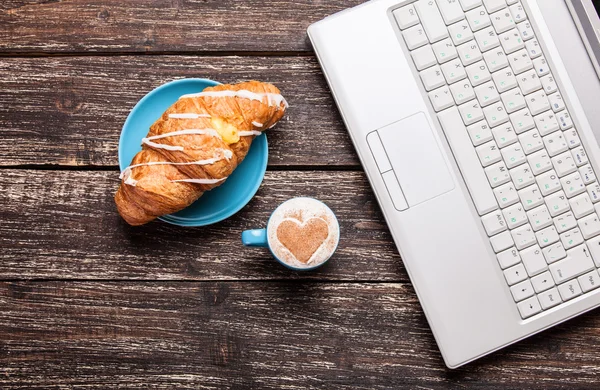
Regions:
[[393, 0, 600, 319]]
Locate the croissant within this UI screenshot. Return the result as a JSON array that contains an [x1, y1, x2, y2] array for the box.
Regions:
[[115, 80, 288, 226]]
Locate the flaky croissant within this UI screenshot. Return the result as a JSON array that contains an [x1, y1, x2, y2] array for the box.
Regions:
[[115, 80, 288, 226]]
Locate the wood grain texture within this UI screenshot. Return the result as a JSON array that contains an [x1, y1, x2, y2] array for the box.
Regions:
[[2, 281, 600, 389], [0, 0, 366, 53], [0, 169, 402, 281], [0, 55, 359, 167]]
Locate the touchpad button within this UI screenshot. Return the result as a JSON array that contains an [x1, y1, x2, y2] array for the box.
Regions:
[[378, 112, 454, 207]]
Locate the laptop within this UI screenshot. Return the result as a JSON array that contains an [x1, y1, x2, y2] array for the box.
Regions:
[[308, 0, 600, 368]]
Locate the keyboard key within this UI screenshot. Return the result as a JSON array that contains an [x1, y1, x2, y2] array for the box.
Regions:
[[538, 287, 562, 310], [518, 184, 544, 210], [587, 235, 600, 266], [483, 101, 510, 127], [438, 107, 499, 214], [486, 161, 511, 187], [517, 296, 541, 318], [501, 142, 526, 168], [551, 151, 577, 177], [559, 229, 585, 251], [511, 279, 535, 302], [505, 262, 528, 285], [533, 56, 550, 76], [436, 0, 466, 25], [542, 242, 567, 264], [535, 226, 559, 248], [543, 131, 568, 157], [569, 192, 594, 218], [490, 8, 515, 34], [404, 24, 430, 50], [468, 120, 494, 146], [420, 66, 447, 91], [564, 129, 581, 149], [517, 70, 542, 96], [517, 21, 534, 41], [554, 211, 577, 233], [482, 209, 508, 235], [498, 247, 522, 269], [414, 0, 450, 43], [545, 191, 570, 217], [510, 108, 535, 134], [474, 81, 500, 106], [528, 150, 552, 175], [511, 223, 536, 249], [548, 92, 565, 113], [557, 110, 573, 131], [578, 213, 600, 240], [503, 202, 528, 228], [457, 41, 483, 66], [429, 85, 456, 112], [525, 91, 551, 116], [534, 111, 560, 136], [466, 60, 492, 86], [519, 129, 543, 154], [432, 38, 459, 63], [493, 122, 518, 147], [501, 88, 526, 114], [448, 20, 474, 45], [466, 6, 492, 31], [460, 101, 486, 126], [527, 205, 553, 231], [521, 245, 548, 276], [450, 82, 476, 104], [491, 230, 515, 252], [483, 0, 508, 13], [541, 75, 558, 95], [536, 170, 561, 196], [579, 165, 596, 185], [578, 270, 600, 293], [526, 39, 542, 59], [460, 0, 483, 11], [572, 147, 589, 167], [558, 280, 582, 301], [493, 68, 518, 93], [475, 26, 500, 52], [550, 243, 594, 284], [510, 163, 535, 189], [499, 28, 525, 54], [508, 48, 533, 74], [394, 5, 420, 29], [509, 2, 527, 24], [561, 171, 586, 198], [532, 271, 555, 293], [411, 45, 438, 71], [484, 49, 509, 72], [494, 182, 519, 208]]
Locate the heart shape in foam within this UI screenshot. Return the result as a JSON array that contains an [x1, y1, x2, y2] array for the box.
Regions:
[[276, 217, 330, 264]]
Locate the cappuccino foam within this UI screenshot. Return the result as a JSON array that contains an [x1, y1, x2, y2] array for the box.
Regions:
[[268, 198, 339, 268]]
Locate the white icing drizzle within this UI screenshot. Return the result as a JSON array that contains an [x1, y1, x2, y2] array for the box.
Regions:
[[171, 178, 227, 185], [238, 130, 262, 137], [120, 149, 232, 187], [252, 121, 263, 127], [168, 113, 211, 119], [179, 90, 289, 109], [142, 129, 221, 151]]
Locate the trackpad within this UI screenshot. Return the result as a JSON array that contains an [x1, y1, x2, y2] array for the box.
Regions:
[[378, 113, 454, 207]]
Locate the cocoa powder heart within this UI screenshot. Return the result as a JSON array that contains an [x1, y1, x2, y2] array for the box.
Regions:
[[276, 218, 330, 263]]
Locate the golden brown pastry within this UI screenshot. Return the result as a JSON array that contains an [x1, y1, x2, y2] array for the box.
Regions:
[[115, 80, 287, 226]]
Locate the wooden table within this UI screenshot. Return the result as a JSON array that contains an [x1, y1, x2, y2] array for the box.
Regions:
[[2, 1, 600, 388]]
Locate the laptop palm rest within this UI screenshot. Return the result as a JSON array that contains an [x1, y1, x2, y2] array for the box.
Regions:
[[373, 112, 455, 208]]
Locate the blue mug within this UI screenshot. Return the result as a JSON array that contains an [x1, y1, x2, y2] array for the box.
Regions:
[[242, 197, 340, 271]]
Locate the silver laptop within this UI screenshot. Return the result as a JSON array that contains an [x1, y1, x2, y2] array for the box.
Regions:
[[308, 0, 600, 368]]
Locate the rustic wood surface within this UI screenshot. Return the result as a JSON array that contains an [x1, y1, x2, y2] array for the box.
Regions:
[[2, 0, 600, 388]]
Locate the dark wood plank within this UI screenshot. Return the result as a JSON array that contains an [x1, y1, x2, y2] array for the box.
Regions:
[[2, 281, 600, 389], [0, 0, 365, 53], [0, 55, 359, 167], [0, 169, 402, 281]]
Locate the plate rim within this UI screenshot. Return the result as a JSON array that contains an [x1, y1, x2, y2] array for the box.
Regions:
[[118, 78, 269, 227]]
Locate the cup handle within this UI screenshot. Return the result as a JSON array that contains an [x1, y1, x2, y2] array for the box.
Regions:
[[242, 229, 269, 247]]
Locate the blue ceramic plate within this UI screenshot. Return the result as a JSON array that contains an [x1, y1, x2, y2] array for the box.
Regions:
[[118, 78, 269, 227]]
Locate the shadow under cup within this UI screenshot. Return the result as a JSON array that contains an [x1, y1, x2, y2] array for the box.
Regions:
[[242, 197, 340, 271]]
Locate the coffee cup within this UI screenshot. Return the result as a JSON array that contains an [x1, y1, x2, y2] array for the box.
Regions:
[[242, 197, 340, 271]]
